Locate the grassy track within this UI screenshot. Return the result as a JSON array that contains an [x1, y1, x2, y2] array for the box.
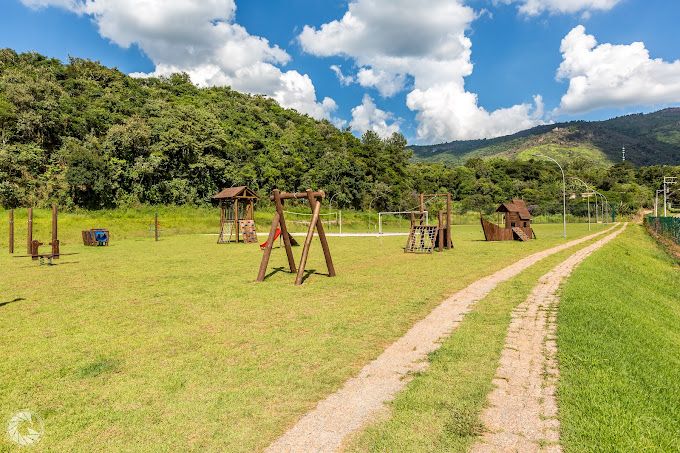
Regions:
[[0, 210, 599, 452], [558, 225, 680, 452], [345, 232, 610, 452]]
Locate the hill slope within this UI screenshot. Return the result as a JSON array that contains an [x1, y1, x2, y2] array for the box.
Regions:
[[411, 109, 680, 166]]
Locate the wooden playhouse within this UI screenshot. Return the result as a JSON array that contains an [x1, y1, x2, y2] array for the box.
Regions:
[[213, 186, 259, 244], [481, 199, 535, 242]]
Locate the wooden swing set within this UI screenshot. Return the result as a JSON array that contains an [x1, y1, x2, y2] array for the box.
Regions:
[[257, 189, 336, 285]]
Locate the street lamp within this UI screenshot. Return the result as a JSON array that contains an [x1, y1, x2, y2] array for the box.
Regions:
[[534, 154, 567, 239], [571, 177, 593, 231], [595, 191, 609, 224]]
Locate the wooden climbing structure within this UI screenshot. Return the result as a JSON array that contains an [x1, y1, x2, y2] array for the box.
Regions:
[[405, 193, 453, 254], [480, 199, 536, 242], [213, 186, 259, 244], [257, 189, 336, 285]]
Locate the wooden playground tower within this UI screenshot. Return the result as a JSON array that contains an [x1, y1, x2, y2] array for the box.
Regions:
[[405, 193, 453, 253], [480, 199, 535, 242], [257, 189, 335, 285], [213, 186, 259, 244]]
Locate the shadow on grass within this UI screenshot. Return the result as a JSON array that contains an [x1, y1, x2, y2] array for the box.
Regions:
[[261, 267, 330, 284], [0, 298, 26, 308]]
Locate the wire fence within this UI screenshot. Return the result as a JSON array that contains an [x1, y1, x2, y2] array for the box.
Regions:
[[644, 216, 680, 244]]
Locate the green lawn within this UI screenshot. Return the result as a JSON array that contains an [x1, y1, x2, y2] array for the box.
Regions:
[[345, 231, 612, 452], [557, 225, 680, 452], [0, 210, 600, 452]]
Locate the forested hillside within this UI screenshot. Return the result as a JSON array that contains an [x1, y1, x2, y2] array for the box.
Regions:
[[1, 49, 678, 215], [0, 49, 412, 211], [412, 109, 680, 166]]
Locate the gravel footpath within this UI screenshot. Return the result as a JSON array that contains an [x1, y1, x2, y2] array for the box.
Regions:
[[266, 224, 621, 453], [471, 223, 627, 453]]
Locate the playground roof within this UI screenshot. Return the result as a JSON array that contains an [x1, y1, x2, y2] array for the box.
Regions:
[[497, 199, 531, 220], [212, 186, 259, 200]]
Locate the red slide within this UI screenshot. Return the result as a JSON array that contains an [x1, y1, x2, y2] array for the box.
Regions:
[[260, 227, 281, 250]]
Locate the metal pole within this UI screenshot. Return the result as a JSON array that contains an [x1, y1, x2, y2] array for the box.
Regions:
[[664, 181, 668, 217], [339, 211, 342, 235], [587, 194, 591, 231]]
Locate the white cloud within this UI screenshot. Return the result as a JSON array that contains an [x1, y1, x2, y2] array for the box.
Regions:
[[21, 0, 336, 120], [350, 95, 400, 138], [299, 0, 545, 143], [498, 0, 621, 16], [557, 25, 680, 114], [330, 64, 355, 86]]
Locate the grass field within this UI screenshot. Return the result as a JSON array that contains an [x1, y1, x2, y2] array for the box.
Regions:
[[558, 225, 680, 452], [345, 231, 612, 452], [0, 208, 601, 452]]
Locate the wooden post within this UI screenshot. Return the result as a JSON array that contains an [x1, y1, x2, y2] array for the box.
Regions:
[[154, 213, 159, 241], [27, 207, 33, 255], [295, 196, 322, 286], [234, 200, 239, 243], [419, 193, 425, 224], [9, 209, 14, 254], [446, 193, 453, 249], [274, 190, 297, 273], [438, 211, 444, 252], [218, 204, 225, 244], [51, 204, 59, 258], [306, 190, 336, 278], [257, 211, 281, 282]]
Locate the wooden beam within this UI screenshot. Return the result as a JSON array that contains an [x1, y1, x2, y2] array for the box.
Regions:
[[257, 211, 281, 282], [274, 189, 297, 273], [270, 191, 325, 201], [306, 189, 336, 278], [295, 197, 322, 286]]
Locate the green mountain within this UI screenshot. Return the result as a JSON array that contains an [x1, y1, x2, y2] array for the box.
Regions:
[[410, 109, 680, 166]]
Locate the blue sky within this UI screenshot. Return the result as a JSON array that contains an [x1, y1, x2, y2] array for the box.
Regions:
[[1, 0, 679, 144]]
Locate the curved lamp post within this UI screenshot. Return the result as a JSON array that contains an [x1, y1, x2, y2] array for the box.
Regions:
[[571, 177, 592, 231], [534, 154, 567, 239]]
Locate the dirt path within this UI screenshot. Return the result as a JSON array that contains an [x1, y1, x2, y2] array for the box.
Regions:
[[266, 225, 621, 453], [472, 223, 627, 453]]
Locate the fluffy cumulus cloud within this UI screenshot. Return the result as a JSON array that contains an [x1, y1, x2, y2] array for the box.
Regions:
[[350, 95, 400, 138], [557, 26, 680, 114], [20, 0, 336, 120], [498, 0, 621, 16], [299, 0, 545, 143]]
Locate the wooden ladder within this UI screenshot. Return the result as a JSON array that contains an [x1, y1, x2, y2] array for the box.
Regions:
[[512, 227, 530, 242]]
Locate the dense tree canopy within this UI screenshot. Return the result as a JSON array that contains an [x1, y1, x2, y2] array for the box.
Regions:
[[0, 49, 678, 216]]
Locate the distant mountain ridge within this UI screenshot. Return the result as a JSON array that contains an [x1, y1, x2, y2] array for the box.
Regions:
[[410, 108, 680, 166]]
